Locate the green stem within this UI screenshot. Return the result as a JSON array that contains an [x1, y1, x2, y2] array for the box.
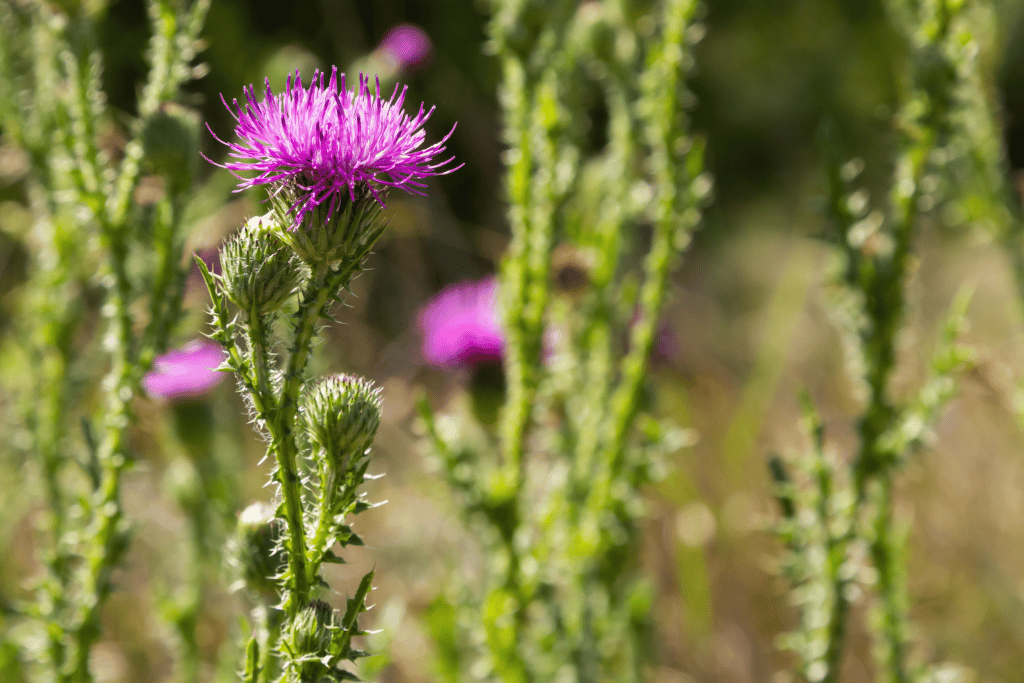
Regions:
[[571, 76, 631, 488], [67, 234, 135, 683], [496, 54, 534, 483], [264, 428, 310, 617], [246, 310, 275, 414], [590, 0, 697, 509], [822, 60, 943, 683], [870, 476, 909, 683], [305, 466, 338, 584], [268, 259, 365, 614]]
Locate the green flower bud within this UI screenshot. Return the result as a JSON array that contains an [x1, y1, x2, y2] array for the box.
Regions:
[[228, 502, 287, 600], [287, 600, 335, 656], [302, 375, 382, 469], [220, 216, 304, 313], [140, 103, 201, 194], [270, 185, 387, 268]]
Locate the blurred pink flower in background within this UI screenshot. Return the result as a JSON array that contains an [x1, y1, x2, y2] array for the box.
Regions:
[[143, 339, 226, 399], [377, 24, 433, 72], [416, 276, 679, 369], [419, 277, 504, 367]]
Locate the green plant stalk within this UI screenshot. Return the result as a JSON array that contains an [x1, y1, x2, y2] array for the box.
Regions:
[[0, 2, 205, 680], [5, 12, 67, 384], [870, 476, 909, 683], [265, 256, 371, 616], [245, 309, 276, 412], [306, 465, 341, 581], [8, 11, 93, 676], [493, 0, 574, 483], [51, 3, 208, 676], [821, 18, 951, 680], [488, 10, 578, 676], [243, 634, 260, 683], [32, 313, 75, 678], [469, 3, 704, 682], [592, 0, 697, 507], [820, 180, 923, 683], [107, 0, 210, 226], [68, 229, 135, 683], [495, 52, 535, 482], [265, 404, 311, 617], [25, 16, 103, 598], [570, 77, 630, 489], [492, 64, 564, 683], [487, 41, 543, 683]]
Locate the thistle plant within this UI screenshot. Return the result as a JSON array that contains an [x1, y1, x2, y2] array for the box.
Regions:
[[770, 1, 987, 681], [201, 67, 456, 682], [420, 1, 708, 680]]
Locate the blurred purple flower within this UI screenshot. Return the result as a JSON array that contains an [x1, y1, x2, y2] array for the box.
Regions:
[[417, 277, 677, 369], [209, 67, 459, 229], [419, 277, 504, 367], [378, 24, 433, 72], [143, 339, 226, 399]]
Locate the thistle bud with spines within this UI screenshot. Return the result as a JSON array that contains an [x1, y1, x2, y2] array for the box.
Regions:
[[302, 375, 383, 471], [228, 502, 287, 601], [286, 599, 336, 657], [270, 185, 388, 270], [220, 215, 305, 314]]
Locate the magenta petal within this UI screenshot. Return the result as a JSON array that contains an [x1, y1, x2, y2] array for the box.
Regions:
[[143, 339, 227, 399]]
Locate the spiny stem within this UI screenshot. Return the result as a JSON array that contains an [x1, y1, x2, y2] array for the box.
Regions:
[[264, 423, 311, 616], [495, 53, 534, 483], [871, 475, 909, 683], [269, 259, 365, 614], [306, 465, 339, 583], [246, 310, 275, 410], [68, 231, 135, 683]]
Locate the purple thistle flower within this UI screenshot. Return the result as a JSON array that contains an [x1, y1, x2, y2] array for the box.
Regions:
[[419, 277, 504, 367], [209, 68, 459, 230], [377, 24, 433, 72], [143, 339, 227, 399]]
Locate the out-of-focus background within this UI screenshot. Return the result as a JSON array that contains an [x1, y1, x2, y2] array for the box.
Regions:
[[5, 0, 1024, 681]]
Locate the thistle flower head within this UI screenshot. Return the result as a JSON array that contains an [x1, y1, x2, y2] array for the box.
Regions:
[[211, 67, 459, 230]]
